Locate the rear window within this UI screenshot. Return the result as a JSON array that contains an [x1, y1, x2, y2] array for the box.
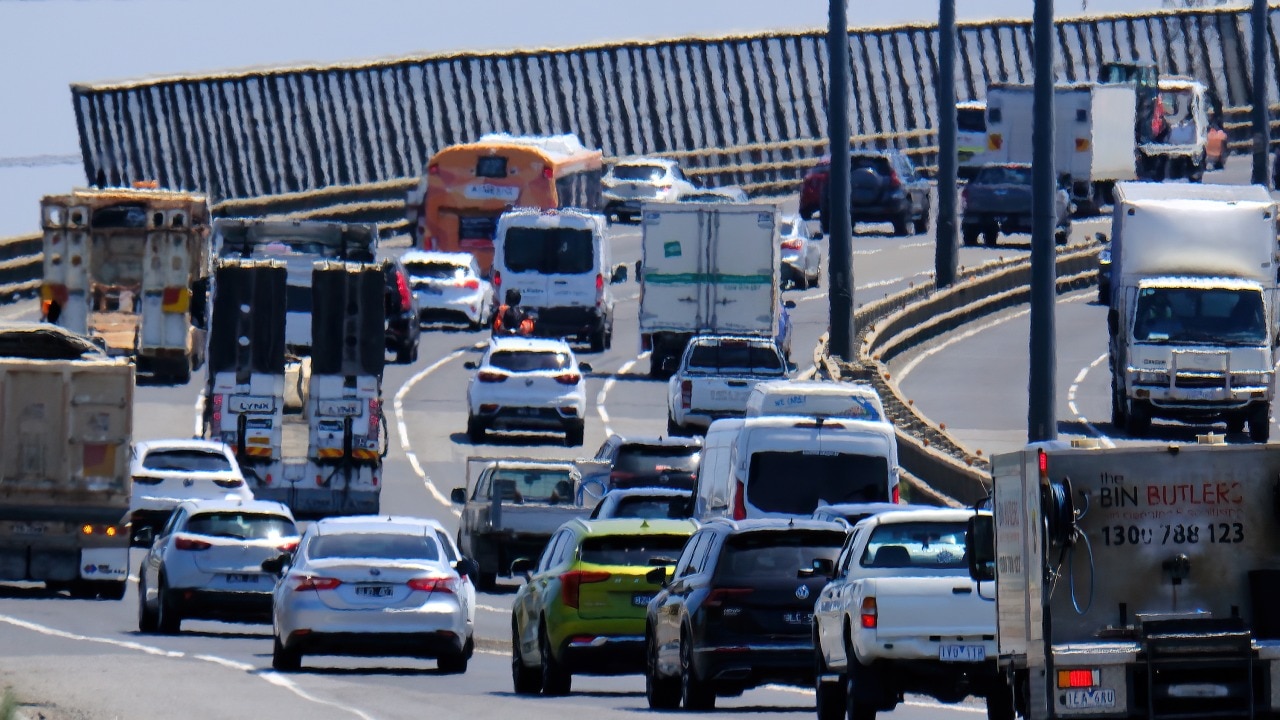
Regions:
[[503, 226, 594, 275], [861, 521, 968, 570], [688, 342, 784, 373], [957, 107, 986, 133], [488, 350, 572, 372], [975, 166, 1032, 185], [580, 534, 690, 565], [186, 512, 296, 540], [488, 469, 575, 504], [142, 449, 233, 473], [476, 155, 508, 179], [309, 532, 439, 561], [459, 215, 498, 242], [612, 164, 666, 181], [747, 451, 890, 515], [608, 496, 694, 520], [849, 156, 892, 175], [715, 529, 844, 583], [405, 261, 468, 281], [615, 445, 701, 475]]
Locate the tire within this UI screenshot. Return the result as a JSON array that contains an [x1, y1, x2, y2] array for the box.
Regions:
[[962, 227, 979, 246], [680, 631, 714, 710], [604, 323, 614, 351], [476, 570, 498, 593], [395, 342, 418, 364], [646, 631, 681, 709], [156, 577, 181, 635], [912, 203, 930, 235], [100, 580, 126, 601], [1110, 381, 1127, 431], [564, 422, 585, 447], [138, 572, 158, 632], [540, 624, 572, 696], [667, 415, 686, 438], [466, 415, 486, 445], [891, 212, 911, 237], [272, 634, 302, 672], [1249, 403, 1271, 443], [437, 647, 469, 674], [985, 680, 1016, 720], [512, 623, 542, 694], [982, 228, 999, 246], [846, 668, 878, 720], [68, 581, 95, 599], [1128, 399, 1152, 437], [810, 269, 820, 289], [815, 646, 846, 720], [1055, 227, 1070, 245], [589, 324, 606, 353]]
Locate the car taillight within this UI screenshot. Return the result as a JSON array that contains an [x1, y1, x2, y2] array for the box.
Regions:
[[554, 373, 581, 385], [704, 587, 754, 608], [595, 273, 604, 292], [213, 477, 244, 488], [732, 479, 747, 520], [560, 570, 611, 609], [408, 576, 458, 594], [892, 485, 900, 504], [492, 270, 501, 287], [211, 394, 223, 429], [396, 270, 412, 309], [887, 169, 902, 190], [681, 380, 692, 409], [174, 536, 212, 551], [860, 596, 878, 629], [460, 278, 480, 290], [781, 238, 803, 250], [428, 163, 439, 175], [477, 371, 508, 383], [294, 576, 341, 591], [276, 541, 299, 553]]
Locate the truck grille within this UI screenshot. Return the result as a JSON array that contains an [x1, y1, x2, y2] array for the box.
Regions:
[[1174, 374, 1225, 390]]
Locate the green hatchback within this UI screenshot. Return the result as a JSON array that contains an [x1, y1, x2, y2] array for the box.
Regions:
[[510, 517, 698, 695]]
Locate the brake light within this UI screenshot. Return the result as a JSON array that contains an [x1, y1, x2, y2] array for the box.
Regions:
[[560, 570, 611, 609], [294, 576, 341, 591], [1057, 669, 1099, 689], [887, 169, 902, 190], [781, 238, 803, 250], [892, 484, 900, 504], [704, 588, 754, 608], [395, 270, 412, 309], [554, 373, 581, 385], [211, 394, 223, 429], [174, 536, 212, 551], [408, 576, 458, 594], [213, 477, 244, 488], [492, 270, 501, 287], [860, 597, 878, 628], [428, 163, 439, 175], [277, 541, 299, 553], [681, 380, 692, 409], [595, 273, 604, 291], [477, 370, 508, 383], [1038, 448, 1048, 478], [460, 278, 480, 290], [732, 479, 747, 520]]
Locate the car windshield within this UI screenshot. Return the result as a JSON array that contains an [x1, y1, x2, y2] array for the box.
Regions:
[[503, 227, 594, 274], [142, 449, 233, 473], [606, 496, 693, 520], [185, 512, 296, 540], [687, 341, 784, 373], [957, 107, 986, 133], [308, 532, 439, 561], [1133, 287, 1266, 346], [488, 469, 575, 504], [580, 534, 690, 565], [487, 350, 572, 372], [405, 261, 468, 281], [975, 166, 1032, 185], [715, 530, 844, 583], [861, 521, 969, 570], [615, 446, 700, 475], [612, 165, 666, 182], [747, 451, 890, 514]]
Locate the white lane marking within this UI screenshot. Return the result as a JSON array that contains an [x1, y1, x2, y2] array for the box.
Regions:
[[0, 615, 374, 719], [476, 603, 506, 613], [393, 343, 483, 515], [896, 291, 1093, 383], [597, 356, 640, 436], [1067, 353, 1117, 447], [192, 393, 205, 438]]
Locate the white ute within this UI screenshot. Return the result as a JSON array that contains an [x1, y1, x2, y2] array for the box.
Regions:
[[666, 334, 790, 435]]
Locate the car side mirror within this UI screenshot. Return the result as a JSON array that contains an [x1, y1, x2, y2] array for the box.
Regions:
[[450, 487, 467, 504], [454, 557, 480, 579], [1095, 232, 1109, 244], [510, 557, 534, 579], [645, 566, 669, 587], [799, 557, 836, 578], [131, 526, 154, 547], [966, 514, 996, 583], [784, 300, 797, 309], [612, 264, 628, 284], [261, 554, 291, 576], [811, 229, 824, 240], [578, 362, 593, 374], [463, 361, 477, 370]]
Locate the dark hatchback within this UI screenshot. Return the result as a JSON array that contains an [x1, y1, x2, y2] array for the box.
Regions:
[[643, 519, 846, 710], [819, 149, 932, 237], [592, 434, 703, 491], [382, 257, 421, 364]]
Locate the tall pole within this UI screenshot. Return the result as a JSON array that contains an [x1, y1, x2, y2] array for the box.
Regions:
[[1252, 0, 1271, 188], [1029, 0, 1057, 443], [827, 0, 854, 360], [935, 0, 958, 288]]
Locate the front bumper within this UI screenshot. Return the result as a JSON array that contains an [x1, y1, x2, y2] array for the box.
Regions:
[[278, 594, 468, 654]]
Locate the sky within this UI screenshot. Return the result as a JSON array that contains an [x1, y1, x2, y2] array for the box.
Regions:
[[0, 0, 1235, 234]]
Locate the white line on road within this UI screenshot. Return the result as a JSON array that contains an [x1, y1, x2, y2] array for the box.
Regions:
[[1066, 353, 1116, 447], [597, 356, 641, 436], [476, 603, 506, 613]]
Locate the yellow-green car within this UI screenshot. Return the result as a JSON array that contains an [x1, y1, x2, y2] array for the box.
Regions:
[[510, 517, 698, 696]]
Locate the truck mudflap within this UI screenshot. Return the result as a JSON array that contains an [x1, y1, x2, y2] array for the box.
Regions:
[[79, 547, 129, 581], [250, 461, 380, 520]]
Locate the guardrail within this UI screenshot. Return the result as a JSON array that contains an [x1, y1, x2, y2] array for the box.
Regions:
[[0, 234, 42, 303]]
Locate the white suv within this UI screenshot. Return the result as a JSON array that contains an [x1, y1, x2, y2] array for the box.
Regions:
[[128, 439, 254, 544], [601, 157, 696, 223], [464, 337, 592, 446]]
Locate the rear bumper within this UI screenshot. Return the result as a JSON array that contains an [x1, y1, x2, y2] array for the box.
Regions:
[[171, 588, 274, 622], [850, 198, 911, 222], [694, 641, 814, 689], [529, 306, 606, 340], [559, 633, 647, 675], [285, 630, 466, 659]]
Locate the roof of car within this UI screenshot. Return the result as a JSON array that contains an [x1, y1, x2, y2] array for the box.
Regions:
[[569, 517, 700, 536], [702, 517, 848, 534], [135, 438, 234, 455], [600, 487, 694, 500], [485, 458, 577, 471], [609, 433, 704, 450], [689, 333, 778, 346], [311, 515, 448, 535], [487, 336, 576, 353], [178, 498, 294, 517], [400, 250, 475, 266], [815, 502, 923, 516], [854, 507, 987, 528]]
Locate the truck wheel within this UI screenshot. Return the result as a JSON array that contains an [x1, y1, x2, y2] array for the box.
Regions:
[[962, 227, 979, 246], [1128, 400, 1152, 437], [513, 622, 542, 694], [564, 422, 585, 447], [1055, 226, 1070, 245], [437, 646, 469, 674], [540, 623, 572, 696], [1249, 403, 1271, 443], [985, 680, 1016, 720], [589, 324, 606, 353], [466, 416, 487, 444], [982, 228, 999, 246]]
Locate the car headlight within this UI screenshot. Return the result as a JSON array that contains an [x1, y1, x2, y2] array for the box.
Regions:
[[1098, 248, 1111, 265], [1232, 372, 1270, 387], [1134, 370, 1169, 386]]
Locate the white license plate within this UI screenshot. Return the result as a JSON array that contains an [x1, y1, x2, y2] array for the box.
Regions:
[[1064, 688, 1116, 709], [938, 644, 986, 662], [11, 522, 47, 536], [356, 585, 393, 598], [632, 593, 656, 607], [225, 573, 261, 584], [1181, 388, 1221, 400], [783, 612, 814, 625]]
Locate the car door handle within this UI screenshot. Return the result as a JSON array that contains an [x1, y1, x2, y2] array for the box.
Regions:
[[952, 586, 973, 594], [727, 381, 748, 387], [553, 280, 568, 285]]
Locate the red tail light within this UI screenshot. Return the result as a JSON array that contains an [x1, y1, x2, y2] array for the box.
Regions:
[[887, 170, 902, 190], [680, 380, 692, 409], [543, 167, 554, 179], [554, 373, 581, 385], [860, 596, 878, 629], [174, 536, 212, 551], [211, 394, 223, 429], [395, 270, 412, 309], [732, 479, 747, 520], [428, 163, 439, 175], [477, 370, 508, 383], [560, 570, 611, 609], [595, 273, 604, 291], [705, 587, 754, 608], [892, 484, 900, 504], [461, 278, 480, 290], [781, 238, 803, 250], [277, 541, 299, 553], [408, 576, 458, 594], [294, 576, 341, 591], [492, 270, 501, 287]]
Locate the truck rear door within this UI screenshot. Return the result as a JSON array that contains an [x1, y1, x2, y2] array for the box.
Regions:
[[139, 213, 196, 353], [639, 205, 707, 333], [705, 208, 778, 336]]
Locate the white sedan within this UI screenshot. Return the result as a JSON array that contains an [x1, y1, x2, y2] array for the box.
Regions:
[[401, 250, 494, 329], [464, 336, 592, 446], [779, 215, 823, 290], [128, 439, 254, 544]]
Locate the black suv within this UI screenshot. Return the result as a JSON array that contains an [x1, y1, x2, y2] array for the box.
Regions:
[[591, 434, 703, 492], [382, 257, 421, 364], [820, 149, 932, 237], [643, 518, 846, 710]]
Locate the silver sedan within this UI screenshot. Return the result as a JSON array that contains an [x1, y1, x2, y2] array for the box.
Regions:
[[267, 515, 477, 673], [779, 215, 823, 290]]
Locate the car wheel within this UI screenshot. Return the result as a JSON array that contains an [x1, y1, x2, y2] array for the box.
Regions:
[[985, 680, 1016, 720], [646, 630, 680, 709], [1110, 376, 1127, 431], [810, 268, 821, 289], [540, 623, 572, 696], [1128, 399, 1152, 437], [982, 228, 999, 246], [912, 204, 930, 235], [437, 646, 469, 674], [604, 323, 614, 350], [156, 576, 181, 635], [815, 641, 847, 720], [272, 633, 302, 672], [137, 572, 158, 632], [680, 630, 714, 710], [891, 212, 911, 237], [564, 422, 585, 448], [589, 324, 606, 353], [846, 661, 879, 720], [1055, 227, 1069, 245], [1249, 403, 1271, 443], [466, 415, 487, 445], [512, 623, 542, 694], [962, 227, 979, 246], [666, 414, 686, 438]]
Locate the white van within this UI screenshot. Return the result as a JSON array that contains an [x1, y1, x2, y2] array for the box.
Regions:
[[695, 415, 899, 520], [744, 379, 885, 422], [492, 208, 625, 351]]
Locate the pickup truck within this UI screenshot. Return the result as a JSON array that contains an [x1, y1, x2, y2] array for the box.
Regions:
[[666, 334, 790, 436], [812, 507, 999, 720], [450, 457, 594, 591], [960, 163, 1071, 247]]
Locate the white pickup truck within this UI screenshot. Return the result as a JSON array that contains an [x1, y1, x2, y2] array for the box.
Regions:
[[665, 334, 790, 436], [812, 507, 1000, 720]]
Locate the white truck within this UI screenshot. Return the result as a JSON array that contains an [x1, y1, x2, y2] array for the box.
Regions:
[[40, 187, 210, 383], [665, 333, 790, 436], [1137, 77, 1211, 183], [813, 507, 1000, 720], [0, 324, 133, 599], [638, 202, 783, 378], [984, 82, 1137, 215], [1106, 182, 1277, 441], [968, 440, 1280, 720], [202, 258, 386, 518]]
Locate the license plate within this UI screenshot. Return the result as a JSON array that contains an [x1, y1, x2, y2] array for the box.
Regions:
[[939, 644, 986, 662], [1181, 387, 1221, 400], [1064, 688, 1116, 709], [782, 612, 814, 625], [11, 522, 47, 536], [356, 585, 393, 598], [514, 407, 540, 416], [632, 593, 656, 607], [225, 573, 261, 584]]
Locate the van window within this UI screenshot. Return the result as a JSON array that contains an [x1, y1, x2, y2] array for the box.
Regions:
[[503, 227, 594, 274], [747, 451, 890, 515], [957, 107, 986, 133]]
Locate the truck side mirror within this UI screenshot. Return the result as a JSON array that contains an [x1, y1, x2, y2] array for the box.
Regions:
[[450, 487, 467, 504], [131, 526, 154, 548], [646, 566, 669, 587], [510, 557, 534, 579], [966, 514, 996, 583]]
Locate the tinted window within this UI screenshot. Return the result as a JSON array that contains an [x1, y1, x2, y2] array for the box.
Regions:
[[435, 530, 459, 562], [615, 445, 700, 475], [687, 342, 784, 373], [613, 165, 666, 181], [503, 227, 594, 274], [308, 532, 439, 561], [286, 284, 311, 313], [143, 449, 233, 473], [185, 512, 296, 540], [747, 451, 890, 514], [714, 529, 844, 583], [405, 261, 468, 281], [975, 166, 1032, 185], [957, 107, 986, 133], [476, 156, 508, 178], [1133, 287, 1266, 345], [861, 521, 968, 570], [849, 156, 892, 175], [580, 534, 690, 566], [608, 496, 694, 520], [488, 350, 572, 372], [459, 215, 498, 241], [675, 532, 708, 577], [488, 469, 575, 503]]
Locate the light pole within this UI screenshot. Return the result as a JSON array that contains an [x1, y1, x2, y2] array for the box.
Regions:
[[1028, 0, 1058, 443], [827, 0, 854, 361], [935, 0, 958, 288], [1252, 0, 1270, 187]]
